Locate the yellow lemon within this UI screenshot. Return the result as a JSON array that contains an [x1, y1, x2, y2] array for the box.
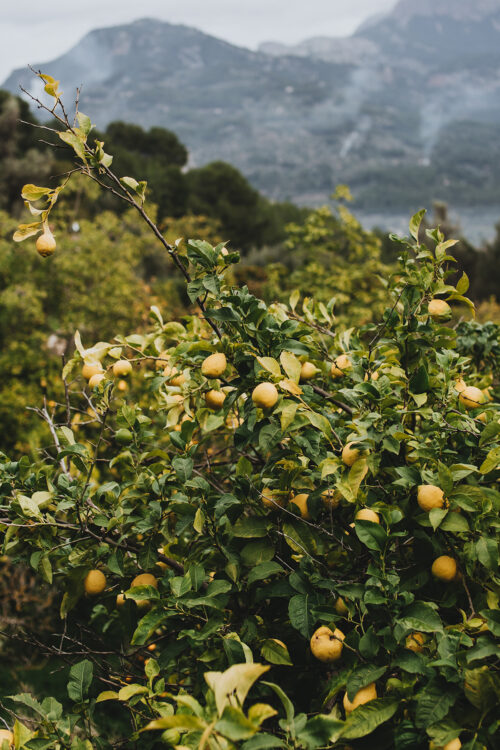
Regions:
[[290, 493, 310, 520], [131, 573, 158, 589], [88, 373, 106, 388], [36, 230, 56, 257], [431, 556, 457, 582], [252, 382, 279, 408], [428, 299, 451, 318], [417, 485, 446, 512], [405, 632, 425, 652], [310, 626, 345, 662], [331, 354, 351, 378], [429, 740, 461, 750], [322, 489, 341, 509], [459, 386, 485, 410], [205, 390, 226, 409], [163, 365, 186, 387], [343, 682, 377, 714], [84, 569, 107, 595], [342, 442, 366, 466], [113, 359, 132, 377], [201, 352, 227, 378], [82, 361, 104, 380], [0, 729, 14, 748], [300, 362, 318, 382], [261, 489, 285, 509], [334, 597, 349, 616], [155, 350, 170, 370]]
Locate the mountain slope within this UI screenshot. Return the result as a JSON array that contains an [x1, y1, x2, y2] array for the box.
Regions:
[[4, 19, 353, 200], [4, 5, 500, 212]]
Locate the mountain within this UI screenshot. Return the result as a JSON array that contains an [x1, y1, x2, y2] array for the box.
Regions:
[[4, 2, 500, 213]]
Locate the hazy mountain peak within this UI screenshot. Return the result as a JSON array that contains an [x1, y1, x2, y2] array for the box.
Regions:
[[391, 0, 500, 23]]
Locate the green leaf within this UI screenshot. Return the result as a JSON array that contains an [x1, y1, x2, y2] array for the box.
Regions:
[[67, 659, 93, 702], [241, 541, 275, 566], [144, 714, 206, 732], [354, 520, 387, 552], [440, 513, 469, 533], [247, 562, 284, 585], [476, 537, 499, 570], [479, 421, 500, 447], [215, 706, 259, 741], [76, 112, 92, 136], [409, 365, 429, 394], [409, 209, 426, 241], [282, 520, 317, 556], [464, 667, 497, 710], [305, 411, 332, 437], [415, 686, 458, 728], [58, 130, 87, 161], [131, 608, 167, 645], [480, 446, 500, 474], [429, 508, 448, 531], [233, 517, 270, 538], [455, 272, 470, 295], [298, 715, 344, 746], [262, 681, 295, 725], [7, 693, 45, 717], [399, 602, 443, 633], [243, 735, 288, 750], [124, 585, 159, 602], [342, 698, 399, 739], [281, 401, 299, 431], [261, 639, 293, 666], [172, 457, 193, 481], [426, 718, 464, 747], [347, 666, 387, 701], [288, 594, 312, 638]]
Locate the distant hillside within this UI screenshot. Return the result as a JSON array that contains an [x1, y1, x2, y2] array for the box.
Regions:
[[4, 0, 500, 212]]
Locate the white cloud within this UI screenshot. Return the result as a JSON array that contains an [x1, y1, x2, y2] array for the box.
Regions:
[[0, 1, 396, 83]]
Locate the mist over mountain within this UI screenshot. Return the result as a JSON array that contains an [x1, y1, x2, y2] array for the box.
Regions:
[[4, 0, 500, 214]]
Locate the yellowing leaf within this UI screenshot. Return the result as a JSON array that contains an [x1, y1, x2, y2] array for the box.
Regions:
[[118, 684, 150, 701], [21, 184, 52, 202], [256, 356, 281, 377], [279, 379, 302, 396], [95, 691, 119, 703], [13, 221, 42, 242], [280, 401, 298, 431], [204, 663, 270, 716], [280, 351, 301, 383], [348, 458, 369, 499]]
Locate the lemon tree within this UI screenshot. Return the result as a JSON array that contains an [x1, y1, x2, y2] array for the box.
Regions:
[[0, 72, 499, 750]]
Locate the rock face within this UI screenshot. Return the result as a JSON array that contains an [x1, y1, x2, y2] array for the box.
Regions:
[[4, 1, 500, 211]]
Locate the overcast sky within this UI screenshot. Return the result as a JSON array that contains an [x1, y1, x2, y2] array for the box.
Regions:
[[1, 0, 396, 82]]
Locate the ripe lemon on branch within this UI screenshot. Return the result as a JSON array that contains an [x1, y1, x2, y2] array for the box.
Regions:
[[310, 626, 345, 662], [201, 353, 227, 378]]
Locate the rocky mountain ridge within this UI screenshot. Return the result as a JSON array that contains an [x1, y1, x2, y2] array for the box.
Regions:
[[3, 1, 500, 212]]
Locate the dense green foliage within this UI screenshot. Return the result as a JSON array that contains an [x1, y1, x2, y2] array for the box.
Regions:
[[0, 75, 499, 750]]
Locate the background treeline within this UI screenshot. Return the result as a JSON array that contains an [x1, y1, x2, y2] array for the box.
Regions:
[[2, 89, 500, 456]]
